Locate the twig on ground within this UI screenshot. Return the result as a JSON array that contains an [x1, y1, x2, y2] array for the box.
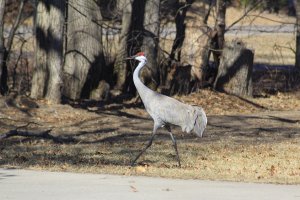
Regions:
[[0, 129, 77, 143]]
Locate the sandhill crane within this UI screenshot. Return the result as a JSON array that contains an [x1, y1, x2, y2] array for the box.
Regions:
[[128, 52, 207, 167]]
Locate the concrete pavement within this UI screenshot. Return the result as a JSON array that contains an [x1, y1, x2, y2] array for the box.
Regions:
[[0, 168, 299, 200]]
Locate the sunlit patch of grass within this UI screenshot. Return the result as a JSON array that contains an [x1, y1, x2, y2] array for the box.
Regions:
[[226, 34, 295, 65]]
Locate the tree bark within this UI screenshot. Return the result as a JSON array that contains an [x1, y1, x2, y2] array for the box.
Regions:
[[194, 0, 226, 87], [296, 0, 300, 70], [0, 0, 5, 95], [169, 0, 191, 62], [31, 0, 65, 103], [63, 0, 105, 100], [178, 1, 213, 85], [114, 0, 132, 92], [214, 41, 253, 97], [142, 0, 160, 88], [215, 0, 226, 53]]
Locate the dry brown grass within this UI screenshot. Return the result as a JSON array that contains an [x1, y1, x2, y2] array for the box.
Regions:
[[2, 138, 300, 184], [225, 34, 295, 65], [1, 90, 300, 184], [225, 7, 296, 26], [228, 8, 297, 66]]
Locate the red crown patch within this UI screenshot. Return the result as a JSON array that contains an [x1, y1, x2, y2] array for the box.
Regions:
[[136, 52, 145, 56]]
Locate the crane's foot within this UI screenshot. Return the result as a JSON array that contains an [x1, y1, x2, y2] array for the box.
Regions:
[[130, 160, 138, 167], [130, 134, 155, 167], [130, 148, 150, 167], [176, 151, 181, 168]]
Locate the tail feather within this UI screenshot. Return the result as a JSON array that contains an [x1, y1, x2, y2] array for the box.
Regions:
[[193, 106, 207, 137]]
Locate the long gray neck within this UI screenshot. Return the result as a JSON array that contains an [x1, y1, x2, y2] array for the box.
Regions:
[[133, 60, 155, 101]]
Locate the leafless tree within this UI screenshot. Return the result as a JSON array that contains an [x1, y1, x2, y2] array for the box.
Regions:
[[0, 0, 25, 95], [296, 0, 300, 70], [0, 0, 6, 95]]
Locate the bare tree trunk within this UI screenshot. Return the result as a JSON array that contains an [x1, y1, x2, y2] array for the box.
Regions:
[[296, 0, 300, 70], [207, 0, 227, 70], [169, 0, 192, 61], [0, 0, 5, 95], [31, 1, 50, 99], [31, 0, 65, 103], [142, 0, 160, 88], [197, 0, 226, 86], [178, 2, 214, 85], [45, 3, 65, 103], [114, 0, 132, 92], [214, 41, 253, 97], [63, 0, 105, 100], [215, 0, 226, 53]]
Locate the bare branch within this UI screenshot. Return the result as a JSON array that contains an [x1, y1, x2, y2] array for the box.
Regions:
[[226, 1, 264, 32], [203, 0, 213, 25], [6, 0, 25, 58], [246, 14, 297, 25], [0, 119, 75, 143], [12, 37, 27, 90], [0, 128, 77, 143]]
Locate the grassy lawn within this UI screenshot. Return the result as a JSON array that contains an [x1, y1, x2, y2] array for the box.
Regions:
[[1, 91, 300, 184]]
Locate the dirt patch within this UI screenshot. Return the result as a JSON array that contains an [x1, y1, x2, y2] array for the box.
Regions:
[[0, 90, 300, 184]]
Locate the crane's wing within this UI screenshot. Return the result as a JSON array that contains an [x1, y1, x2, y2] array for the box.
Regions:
[[146, 93, 198, 133]]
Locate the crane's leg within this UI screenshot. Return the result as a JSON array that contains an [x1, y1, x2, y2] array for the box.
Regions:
[[131, 124, 159, 166], [165, 126, 181, 167]]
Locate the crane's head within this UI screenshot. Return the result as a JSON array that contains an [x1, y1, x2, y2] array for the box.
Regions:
[[127, 52, 147, 63]]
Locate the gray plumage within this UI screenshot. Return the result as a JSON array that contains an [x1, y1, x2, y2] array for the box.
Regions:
[[130, 52, 207, 167]]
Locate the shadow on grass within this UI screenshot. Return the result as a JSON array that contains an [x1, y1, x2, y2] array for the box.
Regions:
[[1, 109, 300, 168], [65, 96, 149, 121], [2, 113, 300, 146], [207, 114, 300, 141], [253, 63, 300, 95]]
